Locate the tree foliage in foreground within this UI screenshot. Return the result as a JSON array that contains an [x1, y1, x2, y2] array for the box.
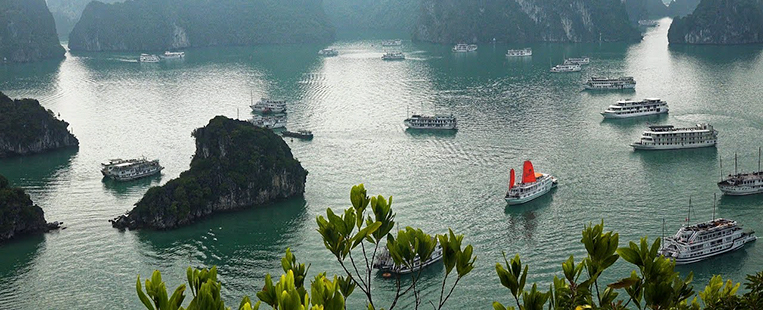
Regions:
[[133, 184, 476, 309], [493, 221, 763, 310]]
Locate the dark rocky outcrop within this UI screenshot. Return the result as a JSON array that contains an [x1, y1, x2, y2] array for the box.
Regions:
[[667, 0, 702, 17], [414, 0, 642, 44], [111, 116, 308, 230], [45, 0, 122, 39], [0, 174, 61, 242], [0, 0, 65, 63], [625, 0, 669, 22], [69, 0, 335, 52], [0, 92, 78, 158], [668, 0, 763, 44]]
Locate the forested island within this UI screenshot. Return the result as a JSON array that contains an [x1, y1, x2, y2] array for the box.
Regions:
[[68, 0, 335, 52], [414, 0, 642, 44], [668, 0, 763, 44], [111, 116, 307, 230], [0, 0, 65, 63], [45, 0, 121, 40], [0, 174, 60, 242], [0, 92, 78, 158]]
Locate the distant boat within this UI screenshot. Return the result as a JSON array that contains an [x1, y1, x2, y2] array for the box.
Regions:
[[550, 64, 581, 72], [318, 48, 339, 57], [282, 130, 313, 140], [638, 20, 659, 27], [381, 39, 402, 47], [382, 51, 405, 61], [161, 51, 185, 59], [373, 243, 443, 274], [404, 114, 457, 130], [504, 161, 557, 205], [601, 98, 668, 119], [101, 158, 163, 181], [631, 124, 717, 150], [718, 150, 763, 196], [584, 77, 636, 90], [139, 54, 160, 63], [506, 48, 532, 57], [249, 115, 286, 129], [452, 43, 478, 53], [563, 57, 590, 65], [251, 98, 287, 114], [660, 199, 756, 265]]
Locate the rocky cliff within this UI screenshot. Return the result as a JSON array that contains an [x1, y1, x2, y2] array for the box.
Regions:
[[69, 0, 335, 52], [0, 174, 60, 242], [45, 0, 122, 39], [111, 116, 308, 230], [0, 0, 65, 63], [625, 0, 669, 22], [0, 92, 79, 158], [668, 0, 763, 44], [667, 0, 701, 17], [414, 0, 642, 43], [323, 0, 419, 31]]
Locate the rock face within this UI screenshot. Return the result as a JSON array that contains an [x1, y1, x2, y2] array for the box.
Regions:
[[414, 0, 641, 44], [0, 174, 55, 242], [625, 0, 669, 22], [667, 0, 701, 17], [0, 92, 79, 158], [111, 116, 308, 230], [323, 0, 419, 31], [45, 0, 122, 39], [0, 0, 65, 63], [69, 0, 335, 52], [668, 0, 763, 44]]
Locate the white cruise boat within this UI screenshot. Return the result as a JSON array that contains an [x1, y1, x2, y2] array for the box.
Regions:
[[550, 64, 581, 72], [631, 123, 717, 150], [404, 114, 457, 130], [249, 115, 286, 129], [452, 44, 478, 52], [139, 54, 160, 63], [584, 77, 636, 90], [718, 150, 763, 195], [381, 39, 403, 47], [101, 158, 163, 181], [506, 48, 532, 57], [564, 57, 590, 65], [318, 48, 339, 56], [382, 51, 405, 61], [505, 161, 558, 205], [660, 218, 756, 265], [251, 98, 287, 114], [161, 51, 185, 59], [373, 244, 443, 275], [601, 98, 669, 119]]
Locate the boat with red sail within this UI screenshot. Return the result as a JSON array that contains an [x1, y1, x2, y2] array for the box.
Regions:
[[504, 160, 558, 205]]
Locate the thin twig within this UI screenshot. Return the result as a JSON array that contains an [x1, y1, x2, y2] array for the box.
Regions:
[[439, 276, 461, 309]]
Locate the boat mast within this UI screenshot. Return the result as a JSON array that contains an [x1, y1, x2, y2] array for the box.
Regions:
[[735, 153, 738, 175], [687, 196, 691, 225], [719, 158, 723, 181], [759, 147, 761, 172], [712, 193, 716, 221]]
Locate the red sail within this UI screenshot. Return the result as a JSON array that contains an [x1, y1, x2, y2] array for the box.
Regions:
[[509, 169, 515, 189], [522, 160, 536, 183]]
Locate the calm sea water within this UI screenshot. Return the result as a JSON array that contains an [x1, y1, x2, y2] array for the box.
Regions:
[[1, 20, 762, 308]]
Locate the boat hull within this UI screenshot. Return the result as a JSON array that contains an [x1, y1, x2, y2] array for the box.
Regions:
[[718, 184, 763, 196], [631, 141, 716, 150], [601, 109, 668, 119], [376, 253, 443, 275], [584, 84, 636, 90], [505, 177, 557, 205], [104, 168, 162, 181], [668, 235, 756, 265]]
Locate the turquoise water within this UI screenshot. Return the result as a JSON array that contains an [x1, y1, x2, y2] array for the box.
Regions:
[[1, 20, 762, 308]]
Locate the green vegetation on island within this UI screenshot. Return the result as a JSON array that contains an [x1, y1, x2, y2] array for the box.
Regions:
[[0, 92, 78, 158], [0, 174, 59, 242], [68, 0, 335, 52], [111, 116, 307, 230], [0, 0, 65, 63], [414, 0, 642, 44], [669, 0, 763, 44], [131, 187, 763, 310]]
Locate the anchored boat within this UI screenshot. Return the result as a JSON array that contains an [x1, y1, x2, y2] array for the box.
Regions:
[[584, 77, 636, 90], [373, 244, 443, 275], [631, 123, 717, 150], [101, 158, 163, 181], [601, 98, 668, 119], [506, 48, 532, 57], [382, 52, 405, 61], [404, 114, 457, 130], [282, 130, 313, 140], [251, 98, 287, 114], [505, 161, 558, 205], [550, 64, 581, 72], [718, 149, 763, 196]]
